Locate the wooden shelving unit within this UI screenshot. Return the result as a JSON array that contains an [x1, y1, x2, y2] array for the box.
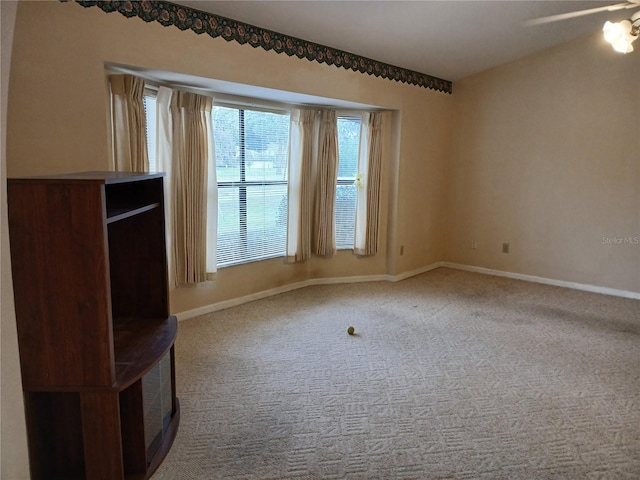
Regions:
[[7, 171, 179, 480]]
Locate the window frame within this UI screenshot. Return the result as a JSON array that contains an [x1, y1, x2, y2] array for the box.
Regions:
[[335, 113, 363, 251], [213, 102, 291, 268]]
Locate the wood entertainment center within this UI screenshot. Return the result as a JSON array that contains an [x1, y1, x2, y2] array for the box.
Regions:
[[7, 171, 179, 480]]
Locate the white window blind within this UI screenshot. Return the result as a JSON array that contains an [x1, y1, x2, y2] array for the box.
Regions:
[[142, 94, 157, 172], [335, 116, 361, 249], [214, 105, 290, 267]]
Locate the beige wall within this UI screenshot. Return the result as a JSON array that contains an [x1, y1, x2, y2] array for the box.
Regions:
[[447, 33, 640, 293], [6, 1, 452, 313]]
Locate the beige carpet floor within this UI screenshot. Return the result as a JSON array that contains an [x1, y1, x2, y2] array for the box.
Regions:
[[152, 268, 640, 479]]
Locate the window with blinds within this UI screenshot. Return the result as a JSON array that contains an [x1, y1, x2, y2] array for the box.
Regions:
[[335, 116, 362, 250], [213, 105, 290, 267], [143, 94, 157, 172]]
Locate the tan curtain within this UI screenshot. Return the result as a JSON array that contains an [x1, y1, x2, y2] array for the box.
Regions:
[[313, 110, 338, 257], [109, 74, 148, 172], [170, 91, 214, 285], [354, 112, 383, 256], [286, 109, 316, 263]]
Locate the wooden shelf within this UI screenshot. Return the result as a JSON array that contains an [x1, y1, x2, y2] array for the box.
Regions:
[[8, 172, 178, 480], [107, 203, 160, 223], [113, 316, 177, 390]]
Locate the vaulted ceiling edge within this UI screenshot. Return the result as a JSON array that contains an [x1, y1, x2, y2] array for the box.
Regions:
[[70, 0, 453, 94]]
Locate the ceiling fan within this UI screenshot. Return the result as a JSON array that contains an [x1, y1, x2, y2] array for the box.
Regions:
[[526, 1, 640, 53]]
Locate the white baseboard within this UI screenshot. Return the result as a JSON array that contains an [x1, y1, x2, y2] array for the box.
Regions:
[[442, 262, 640, 300], [176, 261, 638, 320], [175, 262, 444, 321], [175, 273, 391, 321], [389, 262, 445, 282]]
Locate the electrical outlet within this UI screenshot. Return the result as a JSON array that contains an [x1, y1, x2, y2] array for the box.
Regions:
[[400, 245, 404, 256], [502, 243, 510, 253], [471, 240, 478, 249]]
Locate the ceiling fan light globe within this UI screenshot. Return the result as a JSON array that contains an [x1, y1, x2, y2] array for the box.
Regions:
[[603, 19, 637, 52], [603, 20, 632, 43]]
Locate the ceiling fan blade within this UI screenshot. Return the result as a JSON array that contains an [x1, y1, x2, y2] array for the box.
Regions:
[[525, 2, 639, 26]]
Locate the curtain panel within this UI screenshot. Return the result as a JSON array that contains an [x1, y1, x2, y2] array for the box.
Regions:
[[313, 110, 339, 257], [167, 90, 216, 285], [286, 108, 317, 263], [157, 87, 217, 286], [109, 74, 149, 172]]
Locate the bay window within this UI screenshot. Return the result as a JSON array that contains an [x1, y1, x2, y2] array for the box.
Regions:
[[143, 88, 371, 270]]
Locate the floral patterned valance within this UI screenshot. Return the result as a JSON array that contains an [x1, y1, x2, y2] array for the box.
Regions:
[[71, 0, 452, 94]]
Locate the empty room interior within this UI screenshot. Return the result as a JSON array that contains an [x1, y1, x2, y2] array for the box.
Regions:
[[1, 1, 639, 479]]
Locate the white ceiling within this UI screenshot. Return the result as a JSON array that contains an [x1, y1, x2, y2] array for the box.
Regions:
[[171, 1, 637, 81]]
